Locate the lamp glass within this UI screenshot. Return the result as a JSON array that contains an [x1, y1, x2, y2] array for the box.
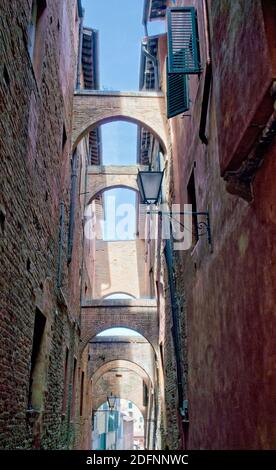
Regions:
[[137, 171, 163, 204], [107, 393, 116, 411]]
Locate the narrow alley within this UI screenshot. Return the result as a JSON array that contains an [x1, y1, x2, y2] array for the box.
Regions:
[[0, 0, 276, 456]]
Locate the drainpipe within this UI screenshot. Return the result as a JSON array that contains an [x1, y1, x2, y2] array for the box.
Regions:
[[142, 13, 159, 91], [143, 12, 149, 37], [79, 142, 89, 316], [57, 201, 65, 289], [163, 234, 186, 449], [76, 9, 84, 90], [67, 151, 78, 263], [199, 0, 212, 145]]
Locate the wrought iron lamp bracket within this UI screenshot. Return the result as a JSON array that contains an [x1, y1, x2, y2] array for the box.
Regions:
[[146, 210, 212, 246]]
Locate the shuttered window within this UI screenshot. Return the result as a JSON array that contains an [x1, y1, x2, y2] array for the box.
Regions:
[[167, 7, 200, 74], [167, 58, 189, 118]]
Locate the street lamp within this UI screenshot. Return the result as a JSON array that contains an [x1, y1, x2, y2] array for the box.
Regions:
[[137, 170, 163, 205], [137, 169, 212, 245], [107, 392, 116, 411]]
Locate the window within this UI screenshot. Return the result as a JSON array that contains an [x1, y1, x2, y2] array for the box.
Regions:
[[143, 382, 148, 407], [62, 124, 67, 151], [187, 169, 199, 245], [160, 342, 165, 371], [166, 6, 201, 118], [167, 7, 200, 75], [70, 358, 77, 420], [28, 0, 47, 79], [150, 268, 155, 298], [28, 308, 46, 411], [80, 371, 85, 417], [62, 347, 69, 415]]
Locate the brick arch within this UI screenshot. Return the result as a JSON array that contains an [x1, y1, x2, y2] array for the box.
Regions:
[[95, 398, 145, 418], [81, 323, 158, 354], [92, 359, 150, 385], [81, 303, 159, 355], [89, 345, 155, 383], [86, 183, 139, 207], [72, 91, 168, 153], [102, 292, 137, 299], [91, 361, 151, 416]]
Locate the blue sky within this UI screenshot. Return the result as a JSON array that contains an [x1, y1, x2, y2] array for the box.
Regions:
[[82, 1, 164, 246], [97, 327, 142, 337], [101, 121, 137, 165], [103, 187, 137, 240], [81, 0, 165, 90], [81, 0, 165, 167]]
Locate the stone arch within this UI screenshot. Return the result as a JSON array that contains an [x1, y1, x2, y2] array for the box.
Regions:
[[72, 91, 168, 154]]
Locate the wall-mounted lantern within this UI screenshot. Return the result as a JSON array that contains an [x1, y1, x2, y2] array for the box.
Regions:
[[137, 169, 212, 246], [137, 170, 164, 205]]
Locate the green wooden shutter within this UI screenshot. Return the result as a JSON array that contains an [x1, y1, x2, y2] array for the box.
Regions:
[[168, 7, 200, 74], [167, 58, 189, 118]]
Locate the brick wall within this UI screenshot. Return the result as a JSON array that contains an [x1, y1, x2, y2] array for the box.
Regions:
[[93, 240, 147, 299], [158, 0, 276, 449], [89, 337, 155, 383], [92, 370, 148, 418], [0, 0, 85, 449]]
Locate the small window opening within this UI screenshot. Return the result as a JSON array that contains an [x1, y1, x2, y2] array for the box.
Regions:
[[62, 347, 69, 415], [3, 65, 10, 88], [80, 371, 84, 417], [0, 208, 5, 233], [70, 358, 77, 420], [28, 308, 46, 410], [62, 124, 67, 150], [187, 170, 198, 245]]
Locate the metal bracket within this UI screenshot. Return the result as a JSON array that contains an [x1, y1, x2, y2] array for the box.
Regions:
[[146, 210, 212, 246]]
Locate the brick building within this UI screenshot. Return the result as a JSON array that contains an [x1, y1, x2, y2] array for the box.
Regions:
[[140, 0, 276, 450], [0, 0, 275, 452], [0, 0, 99, 449]]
